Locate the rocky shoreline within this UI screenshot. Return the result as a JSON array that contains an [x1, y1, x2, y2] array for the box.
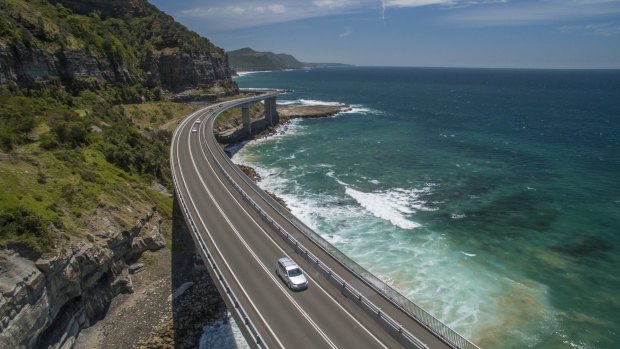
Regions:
[[216, 103, 349, 145], [255, 104, 350, 140], [226, 103, 351, 210]]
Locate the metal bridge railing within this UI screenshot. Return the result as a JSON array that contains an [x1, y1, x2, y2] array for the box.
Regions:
[[170, 115, 268, 349]]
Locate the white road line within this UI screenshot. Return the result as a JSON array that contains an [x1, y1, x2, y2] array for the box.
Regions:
[[173, 111, 286, 348], [185, 118, 339, 349], [196, 104, 390, 349]]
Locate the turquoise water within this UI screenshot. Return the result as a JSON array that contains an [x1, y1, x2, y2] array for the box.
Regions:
[[233, 68, 620, 349]]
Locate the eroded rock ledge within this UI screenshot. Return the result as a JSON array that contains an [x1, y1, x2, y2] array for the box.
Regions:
[[0, 207, 165, 349], [276, 104, 351, 122]]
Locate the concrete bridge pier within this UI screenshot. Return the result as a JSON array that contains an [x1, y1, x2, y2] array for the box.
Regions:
[[242, 104, 251, 135], [264, 97, 277, 125]]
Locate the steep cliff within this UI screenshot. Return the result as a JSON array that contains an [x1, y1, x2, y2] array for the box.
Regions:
[[0, 43, 135, 87], [0, 207, 165, 349], [0, 0, 234, 92]]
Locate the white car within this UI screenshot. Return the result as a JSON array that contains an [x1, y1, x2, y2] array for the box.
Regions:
[[276, 257, 308, 290], [195, 119, 201, 123], [191, 127, 198, 133]]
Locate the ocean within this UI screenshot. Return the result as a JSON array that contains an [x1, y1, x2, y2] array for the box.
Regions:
[[232, 67, 620, 349]]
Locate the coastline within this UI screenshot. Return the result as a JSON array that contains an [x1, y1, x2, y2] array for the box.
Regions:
[[216, 103, 350, 146], [256, 104, 351, 140], [222, 103, 350, 209]]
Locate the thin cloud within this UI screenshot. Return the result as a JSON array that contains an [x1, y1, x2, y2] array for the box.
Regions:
[[176, 0, 505, 31], [444, 0, 620, 26], [385, 0, 508, 7], [176, 1, 369, 31], [385, 0, 452, 7], [560, 22, 620, 36], [314, 0, 351, 8], [175, 0, 620, 31], [339, 27, 354, 37]]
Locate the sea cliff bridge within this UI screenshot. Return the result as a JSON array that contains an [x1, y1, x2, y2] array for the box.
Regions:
[[170, 90, 480, 349]]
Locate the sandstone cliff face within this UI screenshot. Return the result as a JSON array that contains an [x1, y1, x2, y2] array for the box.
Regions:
[[0, 43, 232, 92], [146, 50, 232, 92], [0, 43, 134, 87], [0, 207, 165, 349]]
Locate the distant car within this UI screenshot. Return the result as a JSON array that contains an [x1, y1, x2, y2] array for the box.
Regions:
[[195, 119, 201, 123], [191, 127, 198, 133], [276, 257, 308, 290]]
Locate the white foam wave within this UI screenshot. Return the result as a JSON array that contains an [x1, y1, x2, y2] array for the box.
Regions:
[[345, 187, 422, 230], [233, 146, 556, 347], [277, 99, 381, 116], [337, 104, 382, 116], [299, 99, 344, 106], [276, 98, 345, 107], [276, 100, 299, 105], [234, 70, 272, 77], [199, 312, 248, 349], [250, 118, 307, 144]]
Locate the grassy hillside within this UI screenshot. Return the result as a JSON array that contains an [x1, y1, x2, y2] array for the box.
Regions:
[[0, 84, 197, 254], [0, 0, 231, 255]]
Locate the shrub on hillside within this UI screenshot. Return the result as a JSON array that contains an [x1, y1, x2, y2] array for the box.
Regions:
[[0, 206, 53, 254], [48, 109, 91, 148], [102, 125, 172, 186]]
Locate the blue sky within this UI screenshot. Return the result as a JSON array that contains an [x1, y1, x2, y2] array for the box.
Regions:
[[149, 0, 620, 68]]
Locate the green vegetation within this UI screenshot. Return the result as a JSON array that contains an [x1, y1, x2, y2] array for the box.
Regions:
[[0, 84, 188, 254], [0, 0, 238, 254], [0, 206, 54, 254]]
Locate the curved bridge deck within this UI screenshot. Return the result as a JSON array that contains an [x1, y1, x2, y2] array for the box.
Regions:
[[170, 92, 478, 349]]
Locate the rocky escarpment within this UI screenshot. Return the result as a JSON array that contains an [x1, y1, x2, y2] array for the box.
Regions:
[[0, 207, 165, 349], [0, 42, 232, 93], [0, 43, 135, 87], [147, 49, 232, 93]]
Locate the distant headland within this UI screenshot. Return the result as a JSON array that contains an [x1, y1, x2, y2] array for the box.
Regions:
[[227, 47, 352, 73]]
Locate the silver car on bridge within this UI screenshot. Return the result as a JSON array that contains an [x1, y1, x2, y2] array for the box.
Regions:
[[276, 257, 308, 290]]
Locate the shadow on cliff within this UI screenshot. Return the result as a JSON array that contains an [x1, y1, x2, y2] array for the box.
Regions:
[[171, 196, 235, 348]]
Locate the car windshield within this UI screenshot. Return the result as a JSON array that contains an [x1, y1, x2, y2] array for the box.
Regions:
[[288, 268, 302, 277]]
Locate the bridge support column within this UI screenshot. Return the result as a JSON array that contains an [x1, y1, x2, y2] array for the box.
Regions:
[[264, 97, 277, 125], [242, 104, 251, 135]]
